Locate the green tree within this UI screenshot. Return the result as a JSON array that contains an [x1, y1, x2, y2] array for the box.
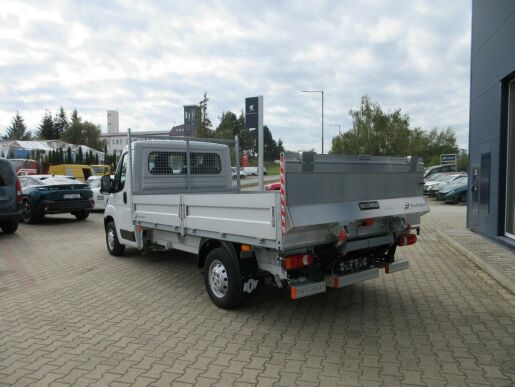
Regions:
[[263, 125, 279, 161], [214, 111, 240, 139], [66, 147, 72, 163], [63, 109, 84, 145], [197, 92, 213, 138], [77, 146, 83, 164], [58, 147, 64, 163], [277, 138, 285, 156], [330, 95, 411, 156], [37, 110, 55, 139], [54, 107, 69, 139], [330, 95, 459, 165], [3, 112, 32, 140], [82, 121, 103, 150], [457, 150, 468, 171]]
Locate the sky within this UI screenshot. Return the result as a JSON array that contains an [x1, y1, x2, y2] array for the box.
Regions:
[[0, 0, 471, 152]]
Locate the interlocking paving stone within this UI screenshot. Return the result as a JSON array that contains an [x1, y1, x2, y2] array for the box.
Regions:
[[0, 203, 514, 386]]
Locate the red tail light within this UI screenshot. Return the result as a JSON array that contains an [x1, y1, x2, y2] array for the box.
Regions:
[[397, 233, 417, 246], [283, 254, 314, 270], [15, 178, 23, 203], [362, 218, 375, 226]]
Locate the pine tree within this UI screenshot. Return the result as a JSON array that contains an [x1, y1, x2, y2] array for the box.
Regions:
[[63, 109, 84, 145], [3, 112, 31, 140], [37, 110, 56, 139], [198, 92, 213, 138], [66, 147, 72, 164], [53, 107, 69, 139], [77, 146, 83, 164], [59, 148, 64, 163]]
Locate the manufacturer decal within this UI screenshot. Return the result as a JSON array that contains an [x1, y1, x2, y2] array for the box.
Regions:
[[359, 201, 380, 210]]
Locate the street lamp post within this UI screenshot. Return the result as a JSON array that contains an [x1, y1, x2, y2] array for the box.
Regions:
[[301, 90, 324, 154]]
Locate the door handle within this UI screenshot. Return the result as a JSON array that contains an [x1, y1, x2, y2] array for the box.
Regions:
[[123, 192, 127, 204]]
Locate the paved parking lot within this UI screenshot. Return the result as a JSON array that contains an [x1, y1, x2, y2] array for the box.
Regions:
[[1, 204, 515, 386]]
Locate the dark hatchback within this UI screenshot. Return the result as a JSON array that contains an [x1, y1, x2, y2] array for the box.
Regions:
[[0, 158, 23, 233], [19, 175, 94, 223]]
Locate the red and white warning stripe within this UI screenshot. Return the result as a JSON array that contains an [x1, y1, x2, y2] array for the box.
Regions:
[[280, 153, 286, 236]]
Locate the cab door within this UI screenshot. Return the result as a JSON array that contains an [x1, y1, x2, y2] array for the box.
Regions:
[[109, 152, 136, 246]]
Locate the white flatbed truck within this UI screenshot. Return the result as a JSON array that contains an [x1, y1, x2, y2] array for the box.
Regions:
[[100, 134, 429, 309]]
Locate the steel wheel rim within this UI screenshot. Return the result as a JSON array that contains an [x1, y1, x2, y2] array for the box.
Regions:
[[208, 259, 228, 298], [107, 227, 116, 250]]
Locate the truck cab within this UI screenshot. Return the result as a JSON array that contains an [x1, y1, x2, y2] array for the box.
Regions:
[[104, 140, 233, 250]]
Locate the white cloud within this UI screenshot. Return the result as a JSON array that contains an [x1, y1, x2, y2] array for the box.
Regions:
[[0, 0, 471, 150]]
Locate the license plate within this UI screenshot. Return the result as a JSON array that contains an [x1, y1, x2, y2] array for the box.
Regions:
[[64, 193, 81, 199]]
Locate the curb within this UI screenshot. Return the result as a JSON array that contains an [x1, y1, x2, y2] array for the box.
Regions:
[[436, 230, 515, 296]]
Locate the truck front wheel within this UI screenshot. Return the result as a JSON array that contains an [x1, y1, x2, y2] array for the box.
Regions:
[[106, 221, 125, 256], [204, 247, 243, 309]]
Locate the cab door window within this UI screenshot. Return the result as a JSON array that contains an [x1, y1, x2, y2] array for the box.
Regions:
[[114, 154, 128, 192]]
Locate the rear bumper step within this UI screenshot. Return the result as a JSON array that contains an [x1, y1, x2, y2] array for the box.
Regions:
[[289, 260, 410, 300], [385, 259, 409, 273], [326, 267, 379, 288]]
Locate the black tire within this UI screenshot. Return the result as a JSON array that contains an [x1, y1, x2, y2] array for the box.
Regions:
[[73, 210, 89, 221], [204, 247, 243, 309], [460, 192, 467, 203], [0, 221, 19, 234], [22, 201, 40, 224], [106, 221, 125, 256]]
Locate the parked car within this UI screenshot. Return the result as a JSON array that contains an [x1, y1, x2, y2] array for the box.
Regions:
[[87, 176, 109, 210], [19, 175, 94, 223], [427, 174, 466, 196], [265, 182, 280, 190], [435, 176, 468, 200], [242, 166, 267, 176], [231, 167, 247, 179], [91, 164, 111, 176], [0, 158, 23, 234], [423, 173, 463, 195], [48, 164, 94, 182], [423, 163, 457, 178], [440, 180, 469, 203]]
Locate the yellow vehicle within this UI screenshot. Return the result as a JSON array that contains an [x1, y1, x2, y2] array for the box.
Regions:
[[48, 164, 94, 182], [91, 164, 111, 176]]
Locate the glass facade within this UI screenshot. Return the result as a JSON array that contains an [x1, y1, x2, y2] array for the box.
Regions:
[[506, 80, 515, 238]]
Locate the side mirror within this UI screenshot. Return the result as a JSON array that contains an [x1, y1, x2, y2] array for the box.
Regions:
[[100, 175, 112, 194]]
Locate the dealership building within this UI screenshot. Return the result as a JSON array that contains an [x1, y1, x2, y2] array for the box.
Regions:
[[468, 1, 515, 248]]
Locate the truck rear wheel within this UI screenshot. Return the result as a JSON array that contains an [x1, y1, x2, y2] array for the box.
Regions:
[[204, 247, 243, 309], [106, 221, 125, 256]]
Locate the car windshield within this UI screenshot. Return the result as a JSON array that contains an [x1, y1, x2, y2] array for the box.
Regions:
[[426, 174, 441, 181], [437, 174, 457, 182], [443, 174, 463, 182], [451, 177, 468, 185]]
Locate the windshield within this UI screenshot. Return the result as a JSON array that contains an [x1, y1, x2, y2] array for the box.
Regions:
[[442, 174, 462, 182]]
